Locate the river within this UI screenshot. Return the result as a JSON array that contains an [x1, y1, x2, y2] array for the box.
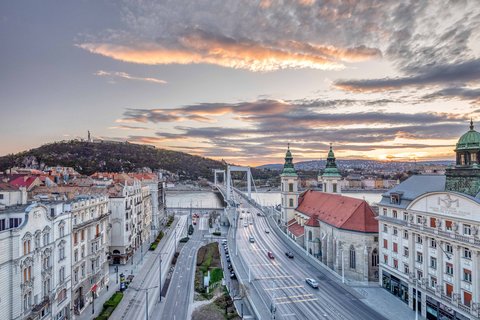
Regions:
[[166, 190, 384, 208]]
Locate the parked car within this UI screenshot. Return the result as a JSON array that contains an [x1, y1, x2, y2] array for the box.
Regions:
[[305, 278, 319, 289], [256, 212, 261, 216], [249, 236, 255, 243], [265, 229, 270, 234], [230, 272, 237, 279], [228, 264, 232, 270], [267, 251, 275, 259], [226, 257, 231, 262], [285, 252, 294, 259], [243, 222, 248, 227]]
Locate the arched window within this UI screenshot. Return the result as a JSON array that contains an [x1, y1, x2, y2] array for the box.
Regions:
[[349, 245, 356, 269], [23, 240, 31, 255], [59, 222, 65, 238], [372, 248, 379, 267], [308, 231, 312, 241]]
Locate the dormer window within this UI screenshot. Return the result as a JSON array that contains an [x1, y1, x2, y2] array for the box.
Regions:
[[390, 193, 400, 204]]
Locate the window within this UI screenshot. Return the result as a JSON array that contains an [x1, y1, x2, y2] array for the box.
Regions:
[[288, 183, 293, 192], [74, 249, 78, 263], [403, 230, 409, 239], [383, 208, 387, 216], [390, 194, 400, 204], [73, 232, 78, 245], [393, 228, 398, 236], [403, 247, 409, 257], [74, 269, 78, 283], [371, 249, 378, 267], [417, 270, 423, 280], [393, 210, 398, 219], [383, 239, 388, 249], [464, 248, 472, 259], [446, 220, 453, 231], [289, 199, 294, 207], [430, 238, 437, 248], [464, 291, 472, 307], [430, 257, 437, 269], [349, 246, 356, 269], [10, 218, 22, 228], [404, 264, 409, 274], [81, 230, 85, 241], [383, 254, 388, 264], [446, 263, 453, 275], [57, 289, 67, 303], [416, 215, 423, 224], [59, 224, 64, 237], [430, 217, 437, 228], [23, 239, 31, 255], [446, 283, 453, 297], [23, 292, 31, 311], [383, 224, 388, 233], [96, 224, 100, 236], [403, 212, 409, 221], [416, 235, 423, 244], [35, 233, 40, 248], [430, 276, 437, 288], [81, 263, 85, 277], [393, 243, 398, 253], [59, 266, 65, 283], [464, 224, 472, 236], [43, 278, 50, 296], [393, 259, 398, 269], [81, 245, 85, 258], [416, 252, 423, 263], [43, 255, 50, 269], [58, 245, 65, 261], [446, 243, 453, 254], [43, 232, 49, 245], [23, 266, 32, 282], [333, 183, 337, 193], [463, 269, 472, 283], [0, 219, 5, 231]]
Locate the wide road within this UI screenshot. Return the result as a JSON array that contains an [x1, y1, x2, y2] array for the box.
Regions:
[[234, 194, 387, 320], [158, 214, 209, 320], [111, 215, 188, 320]]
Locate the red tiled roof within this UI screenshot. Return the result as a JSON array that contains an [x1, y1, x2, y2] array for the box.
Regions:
[[296, 190, 378, 233], [0, 181, 18, 191], [10, 176, 39, 189], [305, 215, 320, 227], [288, 222, 305, 237], [287, 218, 296, 226]]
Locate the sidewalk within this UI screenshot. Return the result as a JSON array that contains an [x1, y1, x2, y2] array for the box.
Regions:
[[75, 221, 172, 320], [352, 286, 425, 320]]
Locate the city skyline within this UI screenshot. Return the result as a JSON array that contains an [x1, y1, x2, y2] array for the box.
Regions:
[[1, 1, 480, 166]]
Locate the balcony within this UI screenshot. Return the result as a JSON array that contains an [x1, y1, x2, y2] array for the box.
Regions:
[[404, 223, 480, 248], [73, 211, 110, 230], [441, 293, 452, 303], [21, 278, 34, 290], [458, 302, 471, 313], [41, 266, 53, 277]]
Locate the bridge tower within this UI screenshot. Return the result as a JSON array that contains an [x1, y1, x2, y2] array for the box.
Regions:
[[280, 144, 299, 227], [226, 165, 252, 201]]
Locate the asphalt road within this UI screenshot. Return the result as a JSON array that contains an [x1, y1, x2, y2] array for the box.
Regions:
[[158, 215, 208, 320], [234, 195, 388, 320], [111, 215, 188, 320]]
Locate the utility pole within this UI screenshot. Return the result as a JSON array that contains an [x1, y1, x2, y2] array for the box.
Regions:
[[415, 278, 418, 320], [159, 254, 162, 302], [146, 289, 149, 320]]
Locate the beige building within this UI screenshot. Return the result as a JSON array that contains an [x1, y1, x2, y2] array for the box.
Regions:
[[69, 195, 110, 317]]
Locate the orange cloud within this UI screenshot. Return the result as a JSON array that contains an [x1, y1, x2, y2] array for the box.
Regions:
[[78, 32, 380, 72]]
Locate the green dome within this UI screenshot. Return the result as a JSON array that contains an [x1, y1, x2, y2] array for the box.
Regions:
[[456, 120, 480, 151], [281, 143, 297, 176]]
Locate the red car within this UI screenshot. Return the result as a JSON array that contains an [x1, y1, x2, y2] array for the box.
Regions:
[[267, 251, 275, 259]]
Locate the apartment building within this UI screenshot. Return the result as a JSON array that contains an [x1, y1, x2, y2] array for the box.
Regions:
[[378, 121, 480, 320], [69, 195, 110, 317], [0, 202, 72, 320]]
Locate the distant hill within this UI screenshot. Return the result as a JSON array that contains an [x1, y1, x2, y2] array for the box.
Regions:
[[0, 140, 225, 180], [256, 159, 455, 171]]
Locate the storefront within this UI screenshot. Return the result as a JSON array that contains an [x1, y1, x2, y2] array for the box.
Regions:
[[382, 270, 409, 304], [426, 295, 470, 320]]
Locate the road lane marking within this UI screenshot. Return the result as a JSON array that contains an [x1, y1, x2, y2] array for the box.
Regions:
[[256, 275, 294, 280], [265, 285, 303, 291], [274, 294, 314, 300], [275, 298, 319, 305]]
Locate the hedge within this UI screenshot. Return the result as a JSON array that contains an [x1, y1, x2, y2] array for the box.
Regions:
[[95, 292, 123, 320]]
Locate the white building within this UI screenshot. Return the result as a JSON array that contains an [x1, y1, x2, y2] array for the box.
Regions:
[[108, 178, 152, 265], [378, 122, 480, 320], [0, 182, 27, 208], [69, 195, 110, 317], [0, 202, 72, 320]]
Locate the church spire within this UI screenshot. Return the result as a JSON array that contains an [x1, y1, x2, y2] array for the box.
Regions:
[[281, 143, 297, 176], [470, 118, 474, 131]]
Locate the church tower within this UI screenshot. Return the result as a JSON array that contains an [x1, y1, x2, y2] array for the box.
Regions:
[[446, 119, 480, 197], [319, 144, 341, 193], [280, 144, 299, 227]]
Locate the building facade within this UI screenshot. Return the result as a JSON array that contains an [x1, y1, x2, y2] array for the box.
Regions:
[[0, 203, 72, 320], [69, 195, 110, 317], [283, 145, 379, 282], [378, 121, 480, 320]]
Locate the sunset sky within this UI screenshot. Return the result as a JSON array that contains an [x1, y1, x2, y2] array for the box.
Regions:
[[1, 1, 480, 165]]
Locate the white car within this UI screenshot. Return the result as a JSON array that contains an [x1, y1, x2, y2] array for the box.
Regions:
[[243, 222, 248, 227], [305, 278, 319, 289]]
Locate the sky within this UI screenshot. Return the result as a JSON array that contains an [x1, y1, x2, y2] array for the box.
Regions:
[[1, 0, 480, 165]]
